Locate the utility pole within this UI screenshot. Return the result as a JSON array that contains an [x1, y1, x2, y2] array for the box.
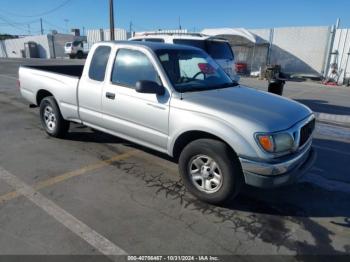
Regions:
[[27, 24, 31, 35], [40, 18, 44, 35], [64, 19, 69, 33], [109, 0, 115, 40]]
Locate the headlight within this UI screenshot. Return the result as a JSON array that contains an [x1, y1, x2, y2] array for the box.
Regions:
[[256, 133, 294, 153]]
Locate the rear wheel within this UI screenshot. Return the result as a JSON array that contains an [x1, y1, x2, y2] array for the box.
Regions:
[[178, 139, 243, 204], [40, 96, 69, 138]]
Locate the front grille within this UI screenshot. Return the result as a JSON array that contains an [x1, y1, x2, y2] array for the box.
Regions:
[[299, 118, 315, 147]]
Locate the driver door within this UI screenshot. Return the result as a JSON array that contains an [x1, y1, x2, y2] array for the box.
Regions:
[[102, 48, 170, 152]]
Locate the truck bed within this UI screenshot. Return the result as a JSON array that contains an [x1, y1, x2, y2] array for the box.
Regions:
[[19, 65, 82, 122], [23, 65, 84, 78]]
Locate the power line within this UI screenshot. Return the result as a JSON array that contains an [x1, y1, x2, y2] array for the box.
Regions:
[[0, 0, 73, 18], [0, 15, 45, 35], [0, 19, 38, 26], [0, 14, 28, 33]]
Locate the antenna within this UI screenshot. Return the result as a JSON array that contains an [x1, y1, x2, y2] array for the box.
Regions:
[[40, 18, 44, 35], [129, 21, 133, 35], [178, 16, 182, 30]]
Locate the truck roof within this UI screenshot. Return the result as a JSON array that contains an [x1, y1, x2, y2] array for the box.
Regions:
[[99, 40, 203, 52], [129, 33, 229, 42]]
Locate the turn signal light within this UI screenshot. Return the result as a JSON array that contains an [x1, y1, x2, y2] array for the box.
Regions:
[[257, 135, 274, 152]]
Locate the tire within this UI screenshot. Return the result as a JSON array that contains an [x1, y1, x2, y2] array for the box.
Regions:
[[76, 51, 83, 59], [39, 96, 69, 138], [178, 139, 243, 204]]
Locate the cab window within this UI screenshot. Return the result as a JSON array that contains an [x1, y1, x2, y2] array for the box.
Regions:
[[111, 49, 160, 88], [89, 46, 111, 81]]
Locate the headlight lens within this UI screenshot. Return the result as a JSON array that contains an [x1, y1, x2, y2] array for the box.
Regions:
[[256, 133, 294, 153]]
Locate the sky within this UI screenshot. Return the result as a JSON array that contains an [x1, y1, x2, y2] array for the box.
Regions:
[[1, 0, 350, 35]]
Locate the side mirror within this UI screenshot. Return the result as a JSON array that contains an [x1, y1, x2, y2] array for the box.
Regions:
[[135, 80, 165, 95]]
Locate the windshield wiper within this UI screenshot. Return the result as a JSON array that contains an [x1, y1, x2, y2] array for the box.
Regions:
[[209, 82, 239, 90], [222, 82, 239, 87], [178, 82, 239, 93]]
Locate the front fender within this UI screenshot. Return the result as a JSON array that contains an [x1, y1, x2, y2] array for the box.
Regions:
[[168, 107, 260, 158]]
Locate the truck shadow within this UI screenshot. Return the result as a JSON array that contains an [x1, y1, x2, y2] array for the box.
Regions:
[[64, 126, 350, 255], [296, 99, 350, 115], [65, 125, 350, 219]]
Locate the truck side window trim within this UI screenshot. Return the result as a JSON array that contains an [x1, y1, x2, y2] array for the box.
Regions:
[[110, 48, 162, 89], [88, 45, 111, 82]]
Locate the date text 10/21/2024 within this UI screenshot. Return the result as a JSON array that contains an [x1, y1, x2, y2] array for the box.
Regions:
[[127, 255, 220, 261]]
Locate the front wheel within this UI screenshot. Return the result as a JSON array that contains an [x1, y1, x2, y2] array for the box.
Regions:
[[178, 139, 243, 204], [40, 96, 69, 138], [76, 51, 84, 59]]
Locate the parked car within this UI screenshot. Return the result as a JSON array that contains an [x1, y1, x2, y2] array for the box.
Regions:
[[65, 40, 89, 59], [129, 33, 240, 83], [19, 41, 316, 204]]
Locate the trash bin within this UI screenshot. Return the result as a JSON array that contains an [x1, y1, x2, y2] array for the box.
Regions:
[[268, 79, 285, 96], [24, 42, 39, 58], [264, 65, 281, 80]]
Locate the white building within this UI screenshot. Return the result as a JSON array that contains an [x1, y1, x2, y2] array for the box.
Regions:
[[0, 33, 84, 59], [202, 26, 350, 84]]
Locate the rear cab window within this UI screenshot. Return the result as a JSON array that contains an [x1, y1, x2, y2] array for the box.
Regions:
[[89, 46, 111, 81]]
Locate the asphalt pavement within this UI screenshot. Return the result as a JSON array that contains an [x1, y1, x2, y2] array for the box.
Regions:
[[0, 58, 349, 259]]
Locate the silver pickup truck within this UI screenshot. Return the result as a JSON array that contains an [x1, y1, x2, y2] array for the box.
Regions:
[[19, 41, 316, 204]]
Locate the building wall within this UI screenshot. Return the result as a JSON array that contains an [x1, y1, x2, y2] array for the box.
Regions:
[[50, 34, 86, 58], [327, 28, 350, 84], [50, 34, 75, 58], [0, 33, 80, 59], [0, 35, 51, 58], [250, 27, 331, 75], [272, 26, 330, 75], [87, 28, 127, 46]]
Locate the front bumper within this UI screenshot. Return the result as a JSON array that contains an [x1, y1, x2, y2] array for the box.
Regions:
[[239, 145, 316, 188]]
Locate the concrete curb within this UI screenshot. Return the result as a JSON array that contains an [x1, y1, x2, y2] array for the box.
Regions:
[[315, 112, 350, 126]]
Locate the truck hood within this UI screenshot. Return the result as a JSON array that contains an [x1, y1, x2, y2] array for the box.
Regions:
[[178, 86, 313, 132]]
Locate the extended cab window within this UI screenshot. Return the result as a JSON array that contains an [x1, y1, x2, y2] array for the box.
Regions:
[[89, 46, 111, 81], [111, 49, 159, 88]]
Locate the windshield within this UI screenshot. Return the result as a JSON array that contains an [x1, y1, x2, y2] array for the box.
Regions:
[[65, 42, 72, 47], [173, 39, 234, 60], [156, 49, 238, 93]]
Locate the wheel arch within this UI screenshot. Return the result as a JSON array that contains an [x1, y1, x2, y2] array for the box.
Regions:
[[36, 89, 54, 106], [171, 130, 238, 161]]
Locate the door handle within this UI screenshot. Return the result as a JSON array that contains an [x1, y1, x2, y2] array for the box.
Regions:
[[106, 92, 115, 100]]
